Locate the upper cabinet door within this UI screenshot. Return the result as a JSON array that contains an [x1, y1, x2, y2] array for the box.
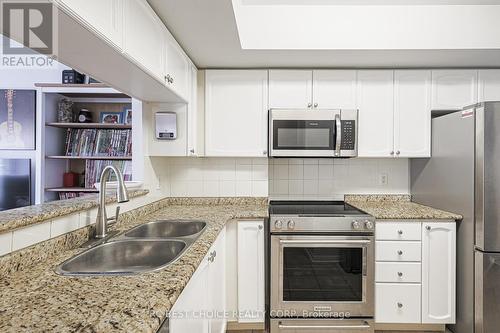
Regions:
[[269, 70, 313, 109], [165, 32, 189, 99], [431, 70, 478, 110], [205, 70, 269, 157], [58, 0, 123, 49], [478, 69, 500, 102], [123, 0, 165, 82], [422, 223, 456, 324], [313, 70, 357, 109], [357, 70, 395, 157], [394, 70, 432, 158]]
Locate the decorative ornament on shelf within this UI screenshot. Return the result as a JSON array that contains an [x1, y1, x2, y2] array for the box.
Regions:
[[57, 98, 74, 123], [77, 108, 92, 123]]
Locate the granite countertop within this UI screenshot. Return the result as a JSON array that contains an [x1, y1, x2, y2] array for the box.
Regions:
[[0, 197, 268, 333], [345, 194, 462, 220], [0, 189, 149, 234]]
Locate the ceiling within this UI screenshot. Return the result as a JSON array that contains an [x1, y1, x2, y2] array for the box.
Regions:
[[148, 0, 500, 68]]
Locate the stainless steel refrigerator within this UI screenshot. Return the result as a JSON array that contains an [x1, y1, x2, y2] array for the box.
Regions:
[[411, 101, 500, 333]]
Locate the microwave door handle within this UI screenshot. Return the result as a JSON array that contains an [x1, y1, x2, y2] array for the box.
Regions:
[[335, 114, 341, 156]]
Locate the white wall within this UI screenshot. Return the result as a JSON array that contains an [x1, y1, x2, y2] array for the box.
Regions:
[[269, 158, 409, 200], [145, 157, 268, 197]]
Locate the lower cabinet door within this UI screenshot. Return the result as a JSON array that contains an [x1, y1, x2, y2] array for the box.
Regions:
[[169, 259, 210, 333], [237, 220, 265, 323], [375, 283, 421, 323]]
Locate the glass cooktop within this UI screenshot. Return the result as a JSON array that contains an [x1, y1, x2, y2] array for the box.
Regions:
[[269, 201, 369, 216]]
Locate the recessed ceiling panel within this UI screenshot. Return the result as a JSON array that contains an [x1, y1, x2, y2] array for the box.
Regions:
[[232, 0, 500, 50]]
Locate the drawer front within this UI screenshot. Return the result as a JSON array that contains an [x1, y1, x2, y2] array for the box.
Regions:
[[375, 283, 421, 323], [376, 262, 421, 283], [376, 222, 421, 241], [376, 241, 421, 262]]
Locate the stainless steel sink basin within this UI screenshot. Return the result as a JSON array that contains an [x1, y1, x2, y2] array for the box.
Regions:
[[55, 240, 186, 276], [124, 220, 207, 238]]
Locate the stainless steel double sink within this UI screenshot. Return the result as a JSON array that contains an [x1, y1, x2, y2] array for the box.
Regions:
[[55, 220, 207, 276]]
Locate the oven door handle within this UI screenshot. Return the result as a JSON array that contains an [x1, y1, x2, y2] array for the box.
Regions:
[[278, 322, 371, 330], [279, 239, 371, 245], [334, 113, 341, 157]]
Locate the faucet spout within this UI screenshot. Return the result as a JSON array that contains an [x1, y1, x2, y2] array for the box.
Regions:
[[95, 165, 129, 239]]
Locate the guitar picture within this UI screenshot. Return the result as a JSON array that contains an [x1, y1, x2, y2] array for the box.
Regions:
[[0, 90, 25, 149]]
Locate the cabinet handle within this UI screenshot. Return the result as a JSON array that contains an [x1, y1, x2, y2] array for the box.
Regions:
[[314, 103, 318, 108], [426, 225, 431, 231], [396, 151, 400, 155], [390, 151, 395, 156], [398, 230, 403, 235], [397, 302, 403, 308], [397, 272, 403, 277], [263, 150, 268, 156], [397, 250, 403, 255], [258, 224, 263, 230], [307, 103, 312, 108], [189, 149, 195, 154]]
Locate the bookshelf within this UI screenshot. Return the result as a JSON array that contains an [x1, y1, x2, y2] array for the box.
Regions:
[[38, 84, 137, 202]]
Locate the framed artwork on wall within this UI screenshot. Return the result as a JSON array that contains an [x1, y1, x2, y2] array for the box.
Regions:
[[0, 89, 36, 150]]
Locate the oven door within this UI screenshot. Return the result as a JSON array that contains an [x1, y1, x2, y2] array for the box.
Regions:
[[269, 110, 339, 157], [270, 235, 374, 318]]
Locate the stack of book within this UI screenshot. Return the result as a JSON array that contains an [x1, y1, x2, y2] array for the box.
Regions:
[[65, 129, 132, 157], [84, 160, 132, 189], [58, 192, 94, 200]]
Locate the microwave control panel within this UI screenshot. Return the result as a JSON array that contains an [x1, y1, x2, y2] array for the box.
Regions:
[[340, 120, 356, 150]]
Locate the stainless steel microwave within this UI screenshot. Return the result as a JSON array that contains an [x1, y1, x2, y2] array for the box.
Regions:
[[269, 109, 358, 157]]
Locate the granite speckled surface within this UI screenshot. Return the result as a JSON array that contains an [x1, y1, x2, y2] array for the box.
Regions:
[[0, 189, 149, 234], [345, 194, 462, 220], [0, 197, 268, 333]]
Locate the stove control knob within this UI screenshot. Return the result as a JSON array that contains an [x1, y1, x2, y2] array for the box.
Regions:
[[287, 220, 295, 230], [274, 220, 283, 229], [352, 221, 362, 230], [364, 221, 374, 230]]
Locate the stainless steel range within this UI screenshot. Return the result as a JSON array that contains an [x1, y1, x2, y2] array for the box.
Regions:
[[268, 201, 375, 333]]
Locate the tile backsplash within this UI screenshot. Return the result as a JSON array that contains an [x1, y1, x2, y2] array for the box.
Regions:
[[269, 158, 409, 200], [149, 157, 268, 197]]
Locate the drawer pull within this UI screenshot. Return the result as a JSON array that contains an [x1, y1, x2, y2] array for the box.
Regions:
[[397, 272, 403, 277], [397, 302, 403, 308], [397, 250, 403, 255], [398, 230, 403, 235], [426, 225, 431, 231]]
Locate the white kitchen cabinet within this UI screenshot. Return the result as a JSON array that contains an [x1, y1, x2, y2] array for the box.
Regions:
[[169, 227, 227, 333], [313, 70, 357, 109], [237, 220, 265, 323], [123, 0, 165, 82], [269, 70, 313, 109], [57, 0, 123, 49], [187, 65, 202, 157], [422, 222, 456, 324], [169, 254, 210, 333], [376, 283, 422, 323], [431, 70, 478, 110], [165, 31, 189, 99], [357, 70, 395, 157], [394, 70, 431, 158], [205, 70, 268, 157], [478, 69, 500, 102]]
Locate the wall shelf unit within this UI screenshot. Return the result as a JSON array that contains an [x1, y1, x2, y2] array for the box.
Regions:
[[37, 84, 138, 203]]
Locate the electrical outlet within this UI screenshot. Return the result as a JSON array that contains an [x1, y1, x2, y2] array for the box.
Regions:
[[379, 173, 388, 186]]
